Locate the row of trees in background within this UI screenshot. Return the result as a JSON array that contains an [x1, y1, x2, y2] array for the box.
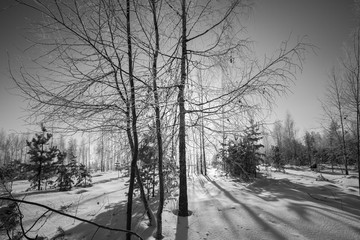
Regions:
[[215, 104, 360, 179], [265, 27, 360, 184], [0, 125, 92, 192], [0, 128, 128, 172], [0, 129, 29, 165], [267, 110, 360, 174]]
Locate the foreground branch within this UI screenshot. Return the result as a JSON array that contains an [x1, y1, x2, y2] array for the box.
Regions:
[[0, 197, 143, 240]]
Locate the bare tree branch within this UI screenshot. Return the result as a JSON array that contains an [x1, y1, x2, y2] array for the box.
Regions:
[[0, 197, 144, 240]]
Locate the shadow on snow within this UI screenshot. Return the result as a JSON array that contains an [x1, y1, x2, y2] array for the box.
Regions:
[[62, 197, 159, 240]]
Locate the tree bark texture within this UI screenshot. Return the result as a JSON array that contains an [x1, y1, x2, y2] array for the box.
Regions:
[[177, 0, 189, 217]]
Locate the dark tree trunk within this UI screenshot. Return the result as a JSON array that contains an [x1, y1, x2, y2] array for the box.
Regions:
[[334, 72, 349, 175], [196, 153, 199, 175], [177, 0, 189, 217], [200, 132, 203, 175], [150, 0, 165, 236], [38, 144, 44, 191], [38, 162, 42, 191], [354, 30, 360, 195], [124, 2, 155, 237], [125, 0, 138, 238], [201, 119, 207, 176], [135, 165, 154, 220], [357, 81, 360, 195]]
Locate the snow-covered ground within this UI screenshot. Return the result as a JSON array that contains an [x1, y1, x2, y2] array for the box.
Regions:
[[163, 167, 360, 240], [2, 166, 360, 240]]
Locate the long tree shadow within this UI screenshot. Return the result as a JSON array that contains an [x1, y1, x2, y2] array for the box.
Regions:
[[191, 175, 242, 238], [60, 199, 139, 239], [203, 173, 360, 239], [60, 195, 163, 240], [208, 178, 288, 240], [174, 213, 189, 240], [245, 174, 360, 218], [57, 184, 179, 240]]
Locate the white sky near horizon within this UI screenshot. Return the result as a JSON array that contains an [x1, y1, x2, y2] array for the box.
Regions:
[[0, 0, 358, 138]]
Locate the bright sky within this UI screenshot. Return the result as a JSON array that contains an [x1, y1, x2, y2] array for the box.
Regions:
[[0, 0, 358, 136], [249, 0, 357, 134], [0, 0, 36, 133]]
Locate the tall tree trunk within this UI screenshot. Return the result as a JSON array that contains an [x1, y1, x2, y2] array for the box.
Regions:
[[101, 131, 104, 172], [340, 117, 348, 175], [357, 76, 360, 195], [196, 152, 199, 174], [135, 165, 155, 222], [199, 130, 203, 175], [200, 76, 207, 176], [125, 109, 155, 231], [202, 134, 207, 176], [356, 29, 360, 195], [357, 107, 360, 194], [88, 134, 91, 169], [149, 0, 165, 238], [38, 162, 42, 191], [171, 107, 178, 163], [332, 72, 349, 175], [125, 0, 138, 238], [38, 144, 44, 191], [124, 2, 155, 237], [177, 0, 189, 217]]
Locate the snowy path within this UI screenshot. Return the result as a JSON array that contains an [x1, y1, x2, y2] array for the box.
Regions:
[[162, 168, 360, 240]]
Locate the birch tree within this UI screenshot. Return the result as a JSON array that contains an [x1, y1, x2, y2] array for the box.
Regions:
[[322, 68, 349, 174]]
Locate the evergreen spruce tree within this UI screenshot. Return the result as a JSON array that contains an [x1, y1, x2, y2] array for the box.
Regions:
[[76, 163, 92, 187], [26, 125, 58, 191], [138, 133, 157, 199], [243, 121, 264, 177], [55, 151, 74, 191], [222, 120, 264, 179], [67, 152, 78, 180]]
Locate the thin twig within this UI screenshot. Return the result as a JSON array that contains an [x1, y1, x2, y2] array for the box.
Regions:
[[90, 226, 100, 240]]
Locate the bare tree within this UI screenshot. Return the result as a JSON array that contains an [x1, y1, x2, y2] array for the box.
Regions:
[[342, 28, 360, 192], [321, 68, 349, 174], [148, 0, 164, 237], [176, 0, 187, 217], [10, 0, 156, 235], [283, 112, 297, 164], [272, 120, 283, 149], [170, 0, 308, 216]]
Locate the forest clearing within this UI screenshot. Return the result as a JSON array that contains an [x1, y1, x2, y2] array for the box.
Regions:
[[1, 165, 359, 240]]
